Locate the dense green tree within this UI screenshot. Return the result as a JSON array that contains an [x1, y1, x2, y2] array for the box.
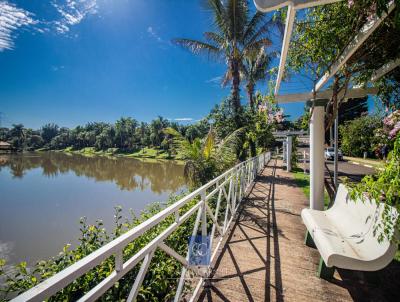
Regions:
[[9, 124, 25, 150], [41, 123, 59, 145], [288, 1, 400, 129], [339, 115, 382, 157]]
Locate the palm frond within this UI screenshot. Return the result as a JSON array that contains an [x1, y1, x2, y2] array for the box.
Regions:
[[206, 0, 230, 39], [163, 127, 201, 160], [226, 0, 248, 42], [244, 18, 274, 49], [221, 69, 233, 87], [216, 127, 246, 168], [244, 38, 272, 56], [243, 11, 267, 44], [172, 38, 221, 60], [202, 128, 215, 160], [204, 32, 226, 49]]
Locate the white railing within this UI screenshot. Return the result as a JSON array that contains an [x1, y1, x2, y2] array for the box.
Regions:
[[12, 152, 271, 302]]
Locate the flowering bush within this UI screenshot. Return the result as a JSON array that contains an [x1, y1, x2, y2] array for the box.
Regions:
[[383, 110, 400, 139], [349, 128, 400, 243]]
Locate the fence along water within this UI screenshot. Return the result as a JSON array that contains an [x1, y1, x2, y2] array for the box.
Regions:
[[12, 152, 271, 302]]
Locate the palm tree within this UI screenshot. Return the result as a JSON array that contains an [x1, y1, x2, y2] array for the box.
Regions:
[[164, 127, 245, 186], [241, 47, 271, 111], [173, 0, 272, 126]]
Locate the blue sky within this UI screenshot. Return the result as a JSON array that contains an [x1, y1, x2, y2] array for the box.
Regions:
[[1, 0, 313, 129]]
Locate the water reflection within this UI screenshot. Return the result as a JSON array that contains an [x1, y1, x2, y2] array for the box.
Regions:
[[0, 152, 186, 193], [0, 152, 186, 265]]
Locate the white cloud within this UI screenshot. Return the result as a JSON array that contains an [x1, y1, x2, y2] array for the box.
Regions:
[[174, 118, 193, 122], [147, 26, 162, 42], [52, 0, 98, 33], [52, 65, 65, 71], [0, 1, 37, 51]]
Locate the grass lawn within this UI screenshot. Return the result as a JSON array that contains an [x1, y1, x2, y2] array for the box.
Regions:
[[56, 146, 179, 160], [292, 168, 330, 208], [127, 147, 173, 159], [344, 156, 385, 170]]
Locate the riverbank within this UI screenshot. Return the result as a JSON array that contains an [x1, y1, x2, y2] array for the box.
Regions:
[[35, 147, 184, 163]]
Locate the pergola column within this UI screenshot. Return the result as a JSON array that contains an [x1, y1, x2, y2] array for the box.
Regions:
[[286, 135, 293, 172], [309, 100, 326, 210]]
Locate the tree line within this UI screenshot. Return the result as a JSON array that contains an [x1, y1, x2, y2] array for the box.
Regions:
[[0, 116, 209, 153]]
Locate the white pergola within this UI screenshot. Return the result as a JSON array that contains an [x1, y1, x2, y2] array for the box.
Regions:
[[254, 0, 398, 210]]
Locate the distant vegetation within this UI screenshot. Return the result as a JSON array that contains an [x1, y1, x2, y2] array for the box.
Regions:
[[0, 116, 208, 159]]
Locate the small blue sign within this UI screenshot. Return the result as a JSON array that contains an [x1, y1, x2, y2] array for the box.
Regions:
[[188, 235, 211, 266]]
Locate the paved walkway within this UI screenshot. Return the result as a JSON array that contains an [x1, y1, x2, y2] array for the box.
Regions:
[[196, 159, 399, 302]]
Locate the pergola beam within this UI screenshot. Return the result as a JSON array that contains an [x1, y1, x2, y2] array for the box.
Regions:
[[275, 87, 378, 103], [254, 0, 342, 95], [274, 3, 296, 95], [253, 0, 342, 13], [370, 57, 400, 82], [314, 1, 395, 92]]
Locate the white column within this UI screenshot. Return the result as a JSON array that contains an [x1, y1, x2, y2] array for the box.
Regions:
[[334, 112, 339, 189], [286, 136, 292, 172], [309, 104, 325, 210], [282, 141, 286, 162]]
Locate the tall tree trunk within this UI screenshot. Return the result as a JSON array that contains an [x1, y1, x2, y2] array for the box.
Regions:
[[230, 58, 242, 127], [247, 83, 255, 112], [246, 82, 257, 157]]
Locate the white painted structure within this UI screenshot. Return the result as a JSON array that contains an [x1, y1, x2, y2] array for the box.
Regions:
[[254, 0, 397, 211], [12, 153, 271, 302], [309, 104, 325, 210], [254, 0, 399, 275], [273, 131, 306, 172], [302, 184, 398, 270]]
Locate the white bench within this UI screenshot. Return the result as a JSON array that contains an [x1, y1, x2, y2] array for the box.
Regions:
[[301, 184, 398, 279]]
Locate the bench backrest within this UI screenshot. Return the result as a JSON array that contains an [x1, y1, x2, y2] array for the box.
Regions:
[[329, 184, 396, 258]]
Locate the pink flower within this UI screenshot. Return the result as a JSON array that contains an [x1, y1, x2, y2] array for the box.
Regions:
[[275, 110, 284, 123], [389, 122, 400, 139]]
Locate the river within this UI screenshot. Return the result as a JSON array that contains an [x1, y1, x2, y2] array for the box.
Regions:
[[0, 152, 186, 266]]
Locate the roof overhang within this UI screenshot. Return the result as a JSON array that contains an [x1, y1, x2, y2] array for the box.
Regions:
[[275, 87, 378, 103], [253, 0, 396, 102], [253, 0, 341, 12]]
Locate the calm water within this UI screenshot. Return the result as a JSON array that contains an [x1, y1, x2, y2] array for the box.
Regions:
[[0, 152, 186, 266]]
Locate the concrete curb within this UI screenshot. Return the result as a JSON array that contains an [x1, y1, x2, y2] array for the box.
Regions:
[[350, 161, 384, 171]]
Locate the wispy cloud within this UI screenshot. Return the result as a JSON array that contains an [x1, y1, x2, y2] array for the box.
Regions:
[[206, 76, 222, 84], [0, 0, 99, 52], [52, 65, 65, 71], [0, 1, 37, 51], [147, 26, 162, 42], [147, 26, 171, 49], [52, 0, 98, 33], [174, 118, 193, 122]]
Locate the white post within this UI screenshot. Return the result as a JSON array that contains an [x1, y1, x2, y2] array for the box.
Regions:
[[282, 141, 286, 162], [286, 136, 292, 172], [334, 112, 339, 190], [309, 102, 325, 210]]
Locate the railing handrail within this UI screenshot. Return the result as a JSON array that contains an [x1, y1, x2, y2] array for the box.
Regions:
[[12, 152, 271, 302]]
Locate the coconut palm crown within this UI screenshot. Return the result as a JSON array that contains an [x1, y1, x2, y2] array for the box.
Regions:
[[173, 0, 273, 126]]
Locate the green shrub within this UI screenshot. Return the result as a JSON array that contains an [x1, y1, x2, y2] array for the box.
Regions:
[[348, 133, 400, 243], [0, 195, 201, 301], [339, 115, 382, 157]]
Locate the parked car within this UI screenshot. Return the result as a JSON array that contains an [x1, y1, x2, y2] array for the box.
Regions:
[[324, 147, 343, 161]]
